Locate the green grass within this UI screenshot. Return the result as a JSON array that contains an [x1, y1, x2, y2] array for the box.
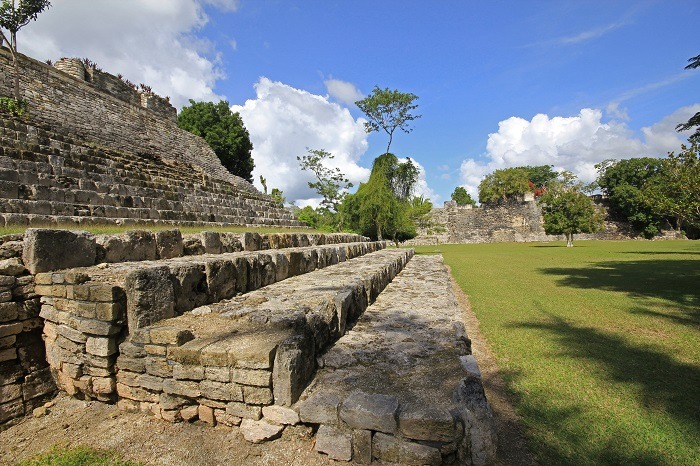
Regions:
[[17, 445, 144, 466], [0, 224, 318, 236], [415, 240, 700, 466]]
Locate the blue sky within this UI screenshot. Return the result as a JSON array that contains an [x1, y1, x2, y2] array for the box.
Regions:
[[22, 0, 700, 206]]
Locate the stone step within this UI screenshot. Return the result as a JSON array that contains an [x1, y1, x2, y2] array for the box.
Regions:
[[112, 248, 412, 428], [36, 240, 387, 401], [295, 255, 497, 465]]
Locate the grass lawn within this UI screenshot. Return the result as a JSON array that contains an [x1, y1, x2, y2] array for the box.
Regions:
[[415, 240, 700, 466]]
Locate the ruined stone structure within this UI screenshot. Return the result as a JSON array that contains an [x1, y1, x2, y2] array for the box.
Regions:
[[405, 198, 635, 245], [0, 49, 301, 227], [0, 228, 497, 465]]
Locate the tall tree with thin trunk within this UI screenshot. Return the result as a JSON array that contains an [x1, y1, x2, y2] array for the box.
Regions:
[[676, 54, 700, 141], [0, 0, 51, 100], [355, 86, 421, 154]]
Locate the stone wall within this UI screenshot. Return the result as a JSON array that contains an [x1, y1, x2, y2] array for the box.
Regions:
[[0, 48, 250, 190], [405, 200, 636, 245], [0, 235, 56, 429]]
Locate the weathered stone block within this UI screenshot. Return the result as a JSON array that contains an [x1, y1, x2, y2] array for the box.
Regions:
[[262, 405, 299, 425], [0, 302, 19, 322], [315, 425, 352, 461], [204, 366, 230, 382], [243, 385, 273, 405], [399, 405, 456, 442], [297, 392, 341, 424], [173, 363, 205, 381], [200, 379, 243, 402], [352, 429, 373, 464], [169, 263, 208, 314], [149, 326, 194, 346], [232, 368, 271, 387], [339, 390, 399, 434], [86, 336, 117, 357], [22, 229, 96, 274], [240, 418, 284, 443], [0, 321, 23, 338], [156, 229, 183, 259], [372, 432, 442, 465], [162, 379, 201, 398], [272, 333, 315, 406], [124, 266, 175, 333], [0, 258, 26, 276], [200, 231, 222, 254], [198, 404, 215, 425], [205, 259, 237, 302], [226, 401, 262, 420]]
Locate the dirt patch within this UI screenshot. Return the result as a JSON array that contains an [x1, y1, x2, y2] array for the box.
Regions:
[[448, 267, 537, 466]]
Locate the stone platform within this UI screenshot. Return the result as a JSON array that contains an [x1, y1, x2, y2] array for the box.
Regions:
[[296, 255, 497, 465]]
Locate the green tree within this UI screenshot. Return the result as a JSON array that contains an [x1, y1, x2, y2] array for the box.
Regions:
[[518, 165, 558, 190], [478, 167, 530, 205], [345, 153, 419, 244], [539, 172, 604, 247], [178, 100, 254, 182], [0, 0, 51, 101], [451, 186, 476, 206], [676, 54, 700, 141], [642, 141, 700, 236], [259, 175, 268, 194], [355, 86, 421, 154], [297, 148, 353, 212], [595, 157, 664, 237]]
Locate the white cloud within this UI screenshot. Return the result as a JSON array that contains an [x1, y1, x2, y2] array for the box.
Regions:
[[21, 0, 231, 108], [324, 78, 363, 106], [459, 105, 700, 202], [231, 77, 371, 206]]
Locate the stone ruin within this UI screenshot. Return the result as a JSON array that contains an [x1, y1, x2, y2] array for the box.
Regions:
[[0, 48, 497, 464], [1, 228, 497, 465]]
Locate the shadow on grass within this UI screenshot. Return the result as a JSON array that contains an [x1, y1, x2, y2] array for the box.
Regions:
[[510, 315, 700, 465], [539, 259, 700, 309]]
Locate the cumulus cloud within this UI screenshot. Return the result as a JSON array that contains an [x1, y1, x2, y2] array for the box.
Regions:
[[324, 78, 364, 106], [21, 0, 231, 108], [231, 77, 370, 205], [459, 105, 700, 201]]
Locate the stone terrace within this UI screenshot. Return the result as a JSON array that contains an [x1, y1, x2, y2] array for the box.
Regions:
[[297, 255, 497, 465], [0, 116, 301, 227]]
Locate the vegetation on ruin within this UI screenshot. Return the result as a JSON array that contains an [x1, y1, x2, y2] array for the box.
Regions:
[[477, 165, 557, 205], [450, 186, 477, 206], [177, 100, 255, 182], [415, 240, 700, 466], [18, 445, 144, 466]]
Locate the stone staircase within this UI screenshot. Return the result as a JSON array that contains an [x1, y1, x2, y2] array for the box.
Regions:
[[10, 228, 496, 465], [0, 116, 303, 227]]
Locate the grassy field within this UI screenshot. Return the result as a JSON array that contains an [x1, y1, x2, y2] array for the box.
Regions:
[[0, 224, 317, 236], [415, 240, 700, 466]]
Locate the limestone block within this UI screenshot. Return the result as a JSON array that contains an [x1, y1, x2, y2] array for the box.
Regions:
[[231, 368, 271, 387], [200, 231, 222, 254], [0, 258, 26, 276], [159, 393, 189, 410], [0, 398, 24, 423], [261, 405, 299, 425], [242, 232, 262, 251], [92, 376, 116, 395], [297, 392, 341, 425], [149, 326, 194, 346], [240, 418, 284, 443], [0, 321, 23, 338], [169, 263, 208, 314], [0, 381, 22, 402], [86, 336, 117, 357], [226, 401, 262, 420], [22, 229, 96, 274], [124, 266, 175, 333], [459, 354, 482, 378], [205, 259, 237, 302], [144, 357, 173, 378], [204, 366, 230, 382], [200, 379, 243, 402], [198, 404, 215, 425], [0, 335, 15, 349], [272, 333, 315, 406], [173, 363, 205, 381], [398, 405, 456, 443], [315, 425, 352, 462], [352, 429, 373, 464], [155, 229, 183, 259], [339, 390, 399, 434], [180, 404, 199, 422], [243, 385, 273, 405], [0, 302, 19, 322], [162, 379, 201, 398], [182, 236, 204, 256], [214, 409, 240, 426], [116, 383, 158, 403], [372, 432, 442, 466]]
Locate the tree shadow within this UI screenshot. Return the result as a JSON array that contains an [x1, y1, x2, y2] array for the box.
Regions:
[[539, 259, 700, 310], [509, 314, 700, 465]]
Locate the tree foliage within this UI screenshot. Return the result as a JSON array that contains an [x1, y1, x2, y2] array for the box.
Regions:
[[178, 100, 254, 182], [478, 167, 530, 205], [539, 172, 604, 247], [297, 148, 353, 213], [0, 0, 51, 100], [270, 188, 285, 207], [451, 186, 476, 206], [676, 54, 700, 141], [344, 153, 419, 244], [595, 157, 664, 237], [518, 165, 558, 190], [642, 141, 700, 236], [355, 86, 421, 154]]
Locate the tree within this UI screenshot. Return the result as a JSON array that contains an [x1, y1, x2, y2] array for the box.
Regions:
[[518, 165, 558, 190], [642, 141, 700, 236], [595, 157, 664, 237], [451, 186, 476, 206], [259, 175, 268, 194], [270, 188, 285, 207], [177, 100, 254, 182], [478, 167, 530, 205], [539, 172, 604, 247], [676, 54, 700, 141], [345, 153, 419, 244], [297, 148, 353, 213], [0, 0, 51, 101], [355, 86, 421, 154]]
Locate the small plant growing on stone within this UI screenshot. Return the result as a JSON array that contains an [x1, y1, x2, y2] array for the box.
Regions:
[[0, 95, 28, 118], [45, 58, 52, 66], [138, 83, 153, 94]]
